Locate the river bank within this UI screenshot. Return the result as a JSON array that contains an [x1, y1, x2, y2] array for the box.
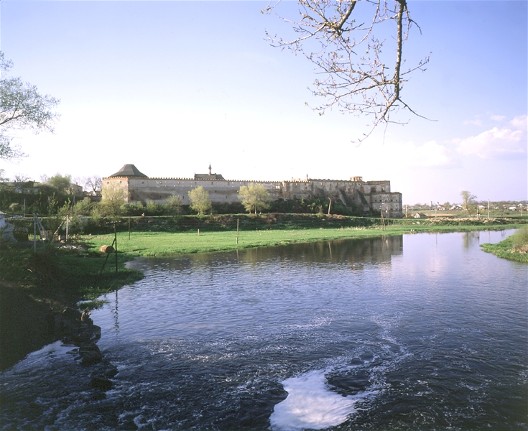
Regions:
[[0, 242, 142, 369], [2, 229, 526, 430], [481, 226, 528, 263], [1, 218, 525, 369], [81, 219, 523, 257]]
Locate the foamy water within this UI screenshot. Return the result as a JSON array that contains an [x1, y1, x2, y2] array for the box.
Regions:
[[270, 369, 369, 431]]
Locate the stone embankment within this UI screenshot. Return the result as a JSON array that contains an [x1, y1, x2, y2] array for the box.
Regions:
[[0, 284, 116, 394], [53, 307, 117, 393]]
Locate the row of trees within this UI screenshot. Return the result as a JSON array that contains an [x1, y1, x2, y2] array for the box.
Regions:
[[0, 174, 83, 215], [1, 182, 273, 217], [188, 184, 272, 216], [99, 183, 274, 217], [2, 178, 365, 218]]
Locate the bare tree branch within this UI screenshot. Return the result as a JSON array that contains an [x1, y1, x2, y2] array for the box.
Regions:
[[264, 0, 431, 141]]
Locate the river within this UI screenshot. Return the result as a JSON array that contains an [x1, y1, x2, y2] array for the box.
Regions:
[[1, 230, 527, 430]]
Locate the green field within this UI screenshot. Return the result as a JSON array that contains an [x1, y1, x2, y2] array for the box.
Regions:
[[81, 223, 521, 257]]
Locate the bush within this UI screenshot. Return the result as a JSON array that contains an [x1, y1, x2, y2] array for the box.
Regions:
[[511, 226, 528, 253]]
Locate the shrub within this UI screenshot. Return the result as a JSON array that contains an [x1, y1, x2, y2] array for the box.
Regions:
[[511, 226, 528, 253]]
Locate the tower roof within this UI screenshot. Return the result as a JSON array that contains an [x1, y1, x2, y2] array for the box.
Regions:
[[109, 164, 148, 178]]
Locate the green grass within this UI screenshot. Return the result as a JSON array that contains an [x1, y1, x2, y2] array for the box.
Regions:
[[81, 223, 522, 257], [0, 242, 143, 305], [0, 245, 37, 289], [481, 226, 528, 263], [2, 222, 523, 309]]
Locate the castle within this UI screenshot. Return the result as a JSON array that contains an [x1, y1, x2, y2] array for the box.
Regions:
[[102, 164, 403, 217]]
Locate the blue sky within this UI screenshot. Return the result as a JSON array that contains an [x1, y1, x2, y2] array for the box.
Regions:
[[1, 0, 526, 204]]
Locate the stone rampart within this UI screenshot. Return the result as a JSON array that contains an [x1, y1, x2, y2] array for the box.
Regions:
[[102, 166, 403, 216]]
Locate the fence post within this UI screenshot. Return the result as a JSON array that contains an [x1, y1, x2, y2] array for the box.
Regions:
[[114, 223, 118, 273], [33, 213, 37, 253]]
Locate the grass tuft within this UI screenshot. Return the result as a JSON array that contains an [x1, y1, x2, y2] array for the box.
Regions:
[[481, 226, 528, 263]]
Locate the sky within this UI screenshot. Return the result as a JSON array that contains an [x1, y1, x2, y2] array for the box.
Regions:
[[0, 0, 526, 205]]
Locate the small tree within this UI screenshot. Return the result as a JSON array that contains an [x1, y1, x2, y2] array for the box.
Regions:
[[72, 197, 94, 216], [239, 183, 271, 215], [165, 194, 182, 215], [145, 200, 164, 216], [46, 174, 72, 194], [461, 190, 476, 214], [84, 176, 102, 194], [188, 186, 211, 216], [100, 183, 126, 216], [0, 52, 59, 159]]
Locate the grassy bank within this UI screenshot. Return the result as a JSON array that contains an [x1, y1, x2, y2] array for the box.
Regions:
[[2, 220, 523, 297], [0, 243, 143, 303], [481, 226, 528, 263], [80, 223, 522, 257], [0, 243, 142, 368]]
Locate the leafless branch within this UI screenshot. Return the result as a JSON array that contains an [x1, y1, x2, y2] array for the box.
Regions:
[[264, 0, 431, 141]]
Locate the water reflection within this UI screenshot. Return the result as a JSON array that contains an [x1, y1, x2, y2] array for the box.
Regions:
[[1, 230, 526, 431], [242, 236, 403, 266], [462, 230, 481, 249], [127, 235, 404, 273], [113, 289, 119, 334]]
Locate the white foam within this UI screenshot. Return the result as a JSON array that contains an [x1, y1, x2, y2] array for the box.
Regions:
[[269, 369, 358, 431], [9, 341, 72, 372]]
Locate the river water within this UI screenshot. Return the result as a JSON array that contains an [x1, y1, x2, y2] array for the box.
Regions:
[[1, 230, 527, 430]]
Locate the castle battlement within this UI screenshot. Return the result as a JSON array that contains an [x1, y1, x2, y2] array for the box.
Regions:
[[102, 164, 402, 217]]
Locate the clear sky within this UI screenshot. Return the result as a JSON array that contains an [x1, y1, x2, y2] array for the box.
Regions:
[[1, 0, 526, 205]]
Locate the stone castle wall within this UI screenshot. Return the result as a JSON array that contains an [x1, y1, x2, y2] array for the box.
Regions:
[[102, 169, 403, 217]]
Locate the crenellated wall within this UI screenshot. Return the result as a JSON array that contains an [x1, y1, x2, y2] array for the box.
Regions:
[[102, 167, 403, 217]]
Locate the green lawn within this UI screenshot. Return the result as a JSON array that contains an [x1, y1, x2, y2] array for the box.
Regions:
[[81, 223, 521, 257]]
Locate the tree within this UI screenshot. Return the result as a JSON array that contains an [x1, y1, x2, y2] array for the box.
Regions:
[[71, 197, 94, 216], [165, 194, 183, 215], [461, 190, 476, 213], [239, 183, 271, 215], [188, 186, 211, 216], [264, 0, 429, 140], [84, 176, 102, 194], [100, 182, 127, 216], [46, 174, 72, 194], [0, 52, 59, 159]]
